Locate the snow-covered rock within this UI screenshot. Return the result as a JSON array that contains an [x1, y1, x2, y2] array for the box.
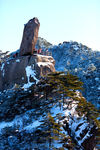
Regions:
[[49, 41, 100, 109], [35, 37, 52, 50], [0, 89, 98, 150], [0, 54, 55, 91]]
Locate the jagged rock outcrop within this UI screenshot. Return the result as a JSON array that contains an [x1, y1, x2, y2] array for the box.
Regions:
[[19, 17, 40, 56], [0, 55, 55, 91]]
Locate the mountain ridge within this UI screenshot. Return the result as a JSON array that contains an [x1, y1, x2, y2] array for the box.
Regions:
[[33, 36, 100, 109]]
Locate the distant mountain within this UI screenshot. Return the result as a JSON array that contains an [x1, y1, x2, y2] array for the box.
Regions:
[[47, 41, 100, 109], [35, 37, 52, 49]]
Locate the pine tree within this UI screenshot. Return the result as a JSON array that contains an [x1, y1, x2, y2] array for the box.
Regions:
[[35, 71, 100, 149], [36, 113, 72, 149], [38, 72, 83, 107], [75, 95, 100, 148]]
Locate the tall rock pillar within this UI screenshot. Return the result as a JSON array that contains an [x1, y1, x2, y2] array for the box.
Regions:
[[19, 17, 40, 56]]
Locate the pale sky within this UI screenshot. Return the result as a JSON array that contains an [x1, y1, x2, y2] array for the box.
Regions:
[[0, 0, 100, 52]]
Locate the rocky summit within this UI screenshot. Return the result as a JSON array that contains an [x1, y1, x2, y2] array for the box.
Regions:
[[0, 18, 100, 150]]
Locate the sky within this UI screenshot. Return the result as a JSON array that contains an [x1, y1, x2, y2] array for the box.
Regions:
[[0, 0, 100, 52]]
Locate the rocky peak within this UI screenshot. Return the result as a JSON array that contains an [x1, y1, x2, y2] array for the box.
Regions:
[[19, 17, 40, 56], [0, 18, 55, 91]]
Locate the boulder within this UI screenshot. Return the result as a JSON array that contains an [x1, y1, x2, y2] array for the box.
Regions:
[[19, 17, 40, 56], [0, 55, 55, 91]]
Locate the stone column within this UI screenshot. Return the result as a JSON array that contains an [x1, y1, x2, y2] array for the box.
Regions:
[[19, 17, 40, 56]]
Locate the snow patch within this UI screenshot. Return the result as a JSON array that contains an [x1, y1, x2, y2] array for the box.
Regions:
[[7, 61, 10, 64], [78, 131, 91, 145], [24, 120, 41, 131], [75, 122, 88, 137], [37, 54, 52, 58], [0, 109, 41, 133], [22, 66, 39, 91], [95, 77, 99, 81], [37, 62, 53, 68], [16, 59, 20, 63], [1, 63, 5, 76], [22, 82, 33, 91], [22, 77, 24, 80], [98, 86, 100, 90]]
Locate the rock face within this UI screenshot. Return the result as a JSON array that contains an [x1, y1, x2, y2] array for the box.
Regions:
[[19, 17, 40, 56], [0, 55, 55, 91]]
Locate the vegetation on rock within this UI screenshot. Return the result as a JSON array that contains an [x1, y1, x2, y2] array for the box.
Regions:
[[0, 71, 99, 149]]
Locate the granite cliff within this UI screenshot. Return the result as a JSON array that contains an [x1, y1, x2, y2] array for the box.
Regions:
[[0, 55, 55, 91]]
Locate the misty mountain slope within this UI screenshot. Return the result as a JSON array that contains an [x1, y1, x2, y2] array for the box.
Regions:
[[47, 41, 100, 109]]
